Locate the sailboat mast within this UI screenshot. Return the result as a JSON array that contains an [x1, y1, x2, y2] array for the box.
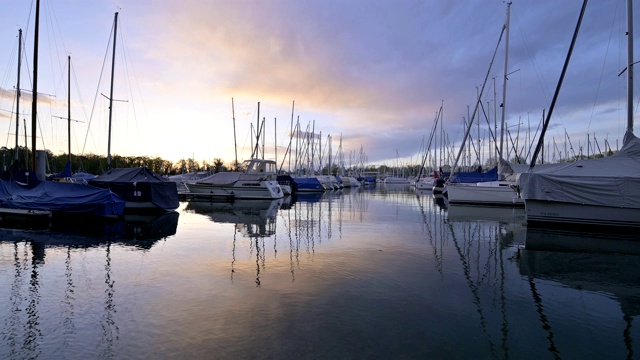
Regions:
[[289, 101, 295, 171], [23, 119, 28, 168], [107, 12, 119, 170], [68, 55, 71, 162], [232, 98, 238, 168], [627, 0, 634, 133], [450, 21, 506, 176], [529, 0, 588, 168], [31, 0, 40, 172], [15, 29, 22, 161], [499, 2, 511, 176]]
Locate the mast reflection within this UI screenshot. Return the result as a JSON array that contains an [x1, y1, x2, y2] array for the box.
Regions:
[[186, 199, 282, 286], [444, 204, 526, 360], [520, 227, 640, 359], [185, 188, 369, 285], [0, 211, 179, 359]]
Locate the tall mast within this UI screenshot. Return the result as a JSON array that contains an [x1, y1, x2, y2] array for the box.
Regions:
[[450, 21, 506, 176], [499, 2, 511, 176], [232, 98, 238, 167], [289, 100, 295, 172], [15, 29, 22, 161], [529, 0, 588, 168], [31, 0, 40, 172], [627, 0, 634, 133], [68, 55, 71, 162], [107, 12, 119, 170]]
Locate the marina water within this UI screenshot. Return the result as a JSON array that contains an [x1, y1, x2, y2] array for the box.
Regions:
[[1, 185, 639, 359]]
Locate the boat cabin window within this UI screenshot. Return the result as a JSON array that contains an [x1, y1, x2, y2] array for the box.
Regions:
[[244, 160, 276, 173], [263, 162, 276, 173]]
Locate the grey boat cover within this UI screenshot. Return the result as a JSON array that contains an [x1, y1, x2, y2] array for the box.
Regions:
[[518, 131, 640, 208], [89, 167, 179, 211]]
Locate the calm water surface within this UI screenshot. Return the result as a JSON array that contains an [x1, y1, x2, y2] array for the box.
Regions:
[[1, 185, 639, 359]]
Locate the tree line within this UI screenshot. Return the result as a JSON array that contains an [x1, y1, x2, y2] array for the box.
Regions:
[[0, 146, 230, 176]]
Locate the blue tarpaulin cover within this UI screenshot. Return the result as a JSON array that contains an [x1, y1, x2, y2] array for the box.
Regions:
[[449, 166, 499, 183], [0, 179, 125, 217]]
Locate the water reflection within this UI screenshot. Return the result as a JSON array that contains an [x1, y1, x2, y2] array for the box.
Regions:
[[418, 190, 528, 359], [185, 199, 282, 286], [291, 192, 324, 204], [525, 227, 640, 255], [520, 228, 640, 359], [447, 205, 525, 225], [0, 212, 179, 259], [4, 185, 639, 359], [444, 212, 525, 359], [285, 189, 357, 283], [0, 212, 179, 359], [185, 199, 280, 237]]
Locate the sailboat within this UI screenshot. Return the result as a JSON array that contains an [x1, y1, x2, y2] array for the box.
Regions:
[[518, 0, 640, 228], [447, 2, 524, 207], [87, 12, 179, 213], [384, 150, 411, 185], [0, 2, 125, 221]]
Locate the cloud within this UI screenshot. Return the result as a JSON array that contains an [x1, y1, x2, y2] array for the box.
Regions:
[[82, 0, 637, 165]]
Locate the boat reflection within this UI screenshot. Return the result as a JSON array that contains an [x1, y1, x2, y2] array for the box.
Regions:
[[447, 204, 525, 225], [185, 199, 281, 238], [292, 191, 324, 204], [0, 211, 179, 251], [433, 194, 448, 211], [185, 199, 284, 287], [519, 227, 640, 359], [525, 227, 640, 255]]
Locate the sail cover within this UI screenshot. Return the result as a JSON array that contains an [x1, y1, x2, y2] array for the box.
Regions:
[[0, 179, 125, 217], [89, 167, 179, 211], [449, 166, 499, 183], [518, 131, 640, 208]]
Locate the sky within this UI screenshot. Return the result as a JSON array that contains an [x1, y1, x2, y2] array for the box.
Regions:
[[0, 0, 637, 171]]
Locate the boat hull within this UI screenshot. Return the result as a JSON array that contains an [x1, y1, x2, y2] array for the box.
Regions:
[[524, 199, 640, 228], [384, 177, 411, 184], [448, 182, 524, 206], [187, 180, 283, 200]]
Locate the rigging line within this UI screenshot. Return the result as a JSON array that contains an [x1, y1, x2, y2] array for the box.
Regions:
[[530, 0, 589, 169], [480, 100, 500, 156], [71, 60, 89, 156], [0, 36, 18, 93], [43, 0, 64, 91], [417, 105, 442, 179], [2, 37, 19, 149], [506, 129, 522, 163], [524, 111, 544, 162], [514, 9, 552, 113], [82, 17, 115, 156], [586, 0, 621, 135], [119, 23, 144, 145], [451, 20, 506, 176]]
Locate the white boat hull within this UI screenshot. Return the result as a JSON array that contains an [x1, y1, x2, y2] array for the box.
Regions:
[[448, 182, 524, 206], [186, 180, 283, 200], [524, 200, 640, 228]]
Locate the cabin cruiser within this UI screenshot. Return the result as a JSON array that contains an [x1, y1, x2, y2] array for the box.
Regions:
[[185, 159, 283, 200]]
